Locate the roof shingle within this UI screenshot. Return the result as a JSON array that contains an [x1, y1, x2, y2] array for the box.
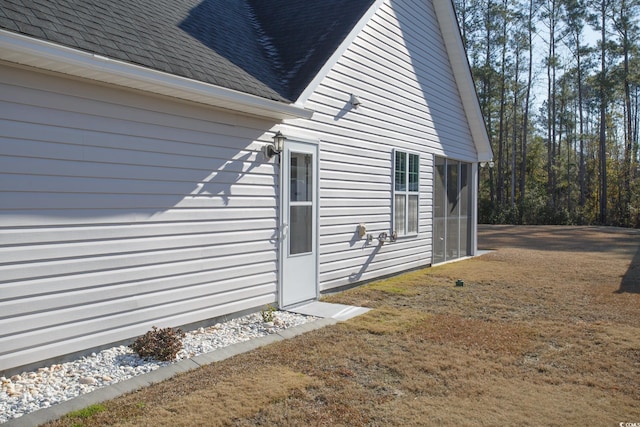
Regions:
[[0, 0, 374, 102]]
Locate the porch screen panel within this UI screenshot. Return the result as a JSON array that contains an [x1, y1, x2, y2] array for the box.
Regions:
[[459, 163, 471, 256], [433, 157, 472, 264], [433, 157, 446, 264], [446, 160, 460, 259]]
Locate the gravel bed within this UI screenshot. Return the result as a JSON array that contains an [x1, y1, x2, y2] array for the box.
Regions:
[[0, 310, 316, 424]]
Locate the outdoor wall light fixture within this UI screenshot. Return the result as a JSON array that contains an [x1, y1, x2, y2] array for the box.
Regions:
[[263, 130, 287, 160], [350, 94, 362, 109]]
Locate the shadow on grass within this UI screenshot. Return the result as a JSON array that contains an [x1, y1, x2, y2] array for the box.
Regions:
[[477, 225, 640, 294], [617, 243, 640, 293], [478, 225, 639, 255]]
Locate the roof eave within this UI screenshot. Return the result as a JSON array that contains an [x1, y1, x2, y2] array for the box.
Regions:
[[0, 30, 313, 121], [433, 0, 493, 162]]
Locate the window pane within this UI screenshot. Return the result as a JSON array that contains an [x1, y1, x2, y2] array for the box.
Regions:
[[395, 151, 406, 191], [408, 195, 418, 234], [394, 194, 406, 235], [290, 205, 312, 255], [409, 154, 419, 192], [290, 152, 312, 202]]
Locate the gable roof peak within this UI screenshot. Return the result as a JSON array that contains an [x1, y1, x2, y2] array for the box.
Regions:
[[247, 0, 375, 100]]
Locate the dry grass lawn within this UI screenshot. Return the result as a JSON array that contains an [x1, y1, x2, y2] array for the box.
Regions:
[[47, 225, 640, 426]]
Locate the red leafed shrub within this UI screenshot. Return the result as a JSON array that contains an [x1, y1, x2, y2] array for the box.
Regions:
[[130, 326, 185, 361]]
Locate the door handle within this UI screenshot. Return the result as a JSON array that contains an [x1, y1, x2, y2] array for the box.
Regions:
[[282, 223, 289, 239]]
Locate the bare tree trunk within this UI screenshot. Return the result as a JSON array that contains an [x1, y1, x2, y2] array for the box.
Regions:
[[511, 50, 519, 215], [557, 91, 564, 209], [497, 0, 508, 208], [563, 0, 587, 213], [577, 37, 586, 208], [520, 0, 534, 222], [546, 0, 558, 209], [483, 0, 496, 207], [599, 0, 608, 224], [621, 0, 633, 226], [634, 85, 639, 165], [497, 63, 507, 207], [568, 97, 574, 214]]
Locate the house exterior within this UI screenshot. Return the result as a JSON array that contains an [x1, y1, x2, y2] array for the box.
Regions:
[[0, 0, 492, 374]]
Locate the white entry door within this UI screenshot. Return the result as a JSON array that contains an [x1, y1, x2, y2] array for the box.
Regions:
[[280, 140, 318, 307]]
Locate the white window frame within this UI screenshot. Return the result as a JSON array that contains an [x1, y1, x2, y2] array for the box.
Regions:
[[393, 149, 420, 237]]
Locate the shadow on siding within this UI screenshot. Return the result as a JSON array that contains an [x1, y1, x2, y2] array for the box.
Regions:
[[390, 0, 477, 161]]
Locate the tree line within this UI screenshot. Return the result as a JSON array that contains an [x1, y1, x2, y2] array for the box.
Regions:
[[455, 0, 640, 227]]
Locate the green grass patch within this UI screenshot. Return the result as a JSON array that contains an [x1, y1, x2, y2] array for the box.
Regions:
[[66, 404, 107, 419]]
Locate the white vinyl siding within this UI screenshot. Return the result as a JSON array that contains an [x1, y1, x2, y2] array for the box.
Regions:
[[0, 64, 280, 372], [296, 0, 476, 291], [0, 0, 482, 373]]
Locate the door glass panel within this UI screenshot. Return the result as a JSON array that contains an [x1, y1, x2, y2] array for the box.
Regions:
[[290, 205, 312, 255], [290, 153, 312, 202], [289, 151, 313, 255]]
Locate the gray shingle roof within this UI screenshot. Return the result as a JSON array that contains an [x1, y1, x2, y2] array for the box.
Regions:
[[0, 0, 374, 102]]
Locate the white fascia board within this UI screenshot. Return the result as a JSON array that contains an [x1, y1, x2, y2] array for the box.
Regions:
[[433, 0, 493, 162], [294, 0, 385, 106], [0, 30, 313, 121]]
